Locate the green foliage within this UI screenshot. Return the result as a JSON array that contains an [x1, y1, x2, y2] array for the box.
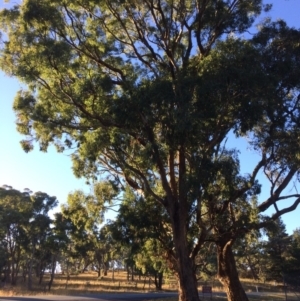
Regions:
[[283, 228, 300, 287], [2, 1, 300, 299], [109, 187, 173, 283], [259, 219, 290, 282], [134, 239, 166, 275], [0, 186, 58, 286], [60, 182, 119, 274], [195, 242, 218, 281], [62, 181, 117, 231]]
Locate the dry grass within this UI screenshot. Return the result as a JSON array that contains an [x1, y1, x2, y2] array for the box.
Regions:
[[1, 271, 299, 301], [146, 294, 300, 301], [0, 270, 175, 296]]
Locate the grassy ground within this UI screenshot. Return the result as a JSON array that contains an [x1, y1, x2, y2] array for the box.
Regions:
[[1, 271, 299, 301], [146, 294, 300, 301], [0, 270, 173, 296]]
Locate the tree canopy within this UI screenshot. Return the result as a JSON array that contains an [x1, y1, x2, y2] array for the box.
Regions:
[[0, 186, 58, 287], [1, 1, 300, 300]]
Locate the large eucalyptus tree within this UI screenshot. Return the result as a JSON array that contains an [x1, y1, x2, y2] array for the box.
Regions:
[[1, 1, 300, 300]]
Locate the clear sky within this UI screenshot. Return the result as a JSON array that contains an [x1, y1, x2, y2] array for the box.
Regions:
[[1, 0, 300, 232]]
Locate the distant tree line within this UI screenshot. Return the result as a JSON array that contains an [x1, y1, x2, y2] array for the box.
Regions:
[[1, 185, 300, 292]]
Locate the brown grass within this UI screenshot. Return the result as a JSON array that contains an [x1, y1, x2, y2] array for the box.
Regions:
[[1, 271, 299, 301], [0, 270, 175, 296], [147, 294, 300, 301]]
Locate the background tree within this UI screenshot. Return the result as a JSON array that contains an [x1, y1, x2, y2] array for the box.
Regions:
[[0, 202, 8, 285], [0, 186, 58, 288], [284, 228, 300, 288], [110, 187, 173, 283], [52, 212, 72, 278], [234, 230, 263, 281], [194, 242, 218, 283], [61, 182, 117, 275], [262, 218, 290, 282], [0, 186, 32, 285], [24, 191, 58, 290], [134, 239, 170, 290]]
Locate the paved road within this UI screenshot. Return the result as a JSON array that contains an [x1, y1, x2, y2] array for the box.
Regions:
[[0, 292, 178, 301]]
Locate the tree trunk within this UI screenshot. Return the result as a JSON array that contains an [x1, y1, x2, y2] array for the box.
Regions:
[[48, 254, 57, 291], [171, 210, 200, 301], [39, 268, 45, 285], [27, 243, 35, 290], [4, 267, 10, 286], [11, 261, 17, 285], [158, 272, 163, 290], [22, 266, 27, 283], [246, 256, 259, 280], [154, 272, 158, 289], [154, 272, 163, 290], [104, 261, 108, 276], [217, 240, 249, 301], [175, 250, 199, 301], [35, 261, 40, 277], [27, 257, 33, 290], [65, 274, 70, 289], [131, 264, 134, 281]]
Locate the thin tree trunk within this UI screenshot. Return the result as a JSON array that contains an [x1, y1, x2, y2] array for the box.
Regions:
[[131, 264, 134, 281], [158, 272, 163, 290], [35, 261, 40, 277], [27, 242, 35, 290], [154, 272, 163, 290], [11, 260, 16, 285], [27, 258, 33, 290], [48, 254, 57, 291], [4, 266, 10, 286], [39, 268, 45, 285], [217, 240, 249, 301], [246, 256, 259, 280], [104, 261, 108, 276], [22, 264, 27, 283], [65, 274, 70, 289]]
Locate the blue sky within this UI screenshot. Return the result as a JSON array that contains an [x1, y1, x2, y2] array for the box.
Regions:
[[1, 0, 300, 232]]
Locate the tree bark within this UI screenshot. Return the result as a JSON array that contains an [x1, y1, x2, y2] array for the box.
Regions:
[[27, 257, 33, 290], [27, 242, 35, 290], [131, 264, 134, 281], [39, 268, 45, 285], [104, 261, 109, 276], [4, 267, 10, 286], [246, 256, 259, 280], [217, 240, 249, 301], [175, 245, 199, 301], [11, 260, 17, 285], [35, 261, 40, 277], [154, 272, 163, 290], [171, 208, 200, 301], [48, 254, 57, 291]]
